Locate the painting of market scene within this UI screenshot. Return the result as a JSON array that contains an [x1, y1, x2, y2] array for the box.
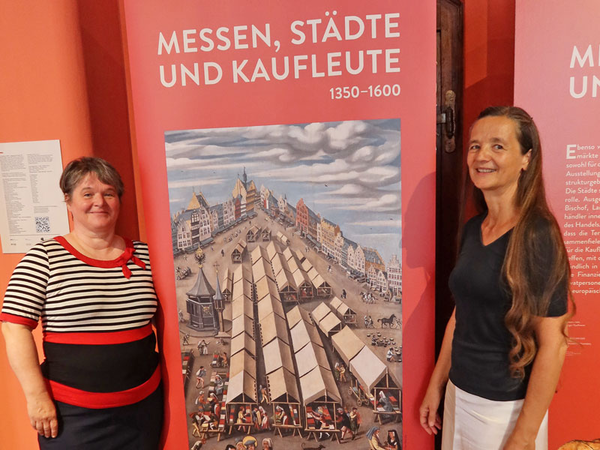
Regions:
[[165, 119, 402, 449]]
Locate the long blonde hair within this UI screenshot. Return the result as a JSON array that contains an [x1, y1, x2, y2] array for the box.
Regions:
[[471, 106, 574, 379]]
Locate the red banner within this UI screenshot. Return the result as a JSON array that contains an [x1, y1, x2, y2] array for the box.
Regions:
[[122, 1, 435, 448], [515, 1, 600, 446]]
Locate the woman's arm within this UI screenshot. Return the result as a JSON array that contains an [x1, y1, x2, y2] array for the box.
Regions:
[[1, 322, 58, 439], [503, 314, 569, 450], [419, 308, 456, 435]]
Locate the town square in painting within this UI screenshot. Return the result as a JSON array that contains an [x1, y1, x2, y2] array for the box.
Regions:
[[166, 119, 402, 449]]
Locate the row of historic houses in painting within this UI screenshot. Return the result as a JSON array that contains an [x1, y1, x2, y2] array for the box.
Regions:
[[171, 168, 402, 297], [172, 169, 258, 252]]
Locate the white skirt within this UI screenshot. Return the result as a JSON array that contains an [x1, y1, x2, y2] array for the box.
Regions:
[[442, 380, 548, 450]]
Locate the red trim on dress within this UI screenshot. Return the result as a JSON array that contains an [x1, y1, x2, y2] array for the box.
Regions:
[[0, 313, 38, 329], [44, 323, 153, 345], [53, 236, 146, 278], [46, 364, 161, 409]]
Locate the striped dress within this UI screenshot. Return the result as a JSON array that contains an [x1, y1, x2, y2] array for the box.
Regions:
[[1, 237, 161, 409]]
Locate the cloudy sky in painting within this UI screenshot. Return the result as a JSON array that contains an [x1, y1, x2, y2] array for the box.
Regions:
[[165, 119, 401, 264]]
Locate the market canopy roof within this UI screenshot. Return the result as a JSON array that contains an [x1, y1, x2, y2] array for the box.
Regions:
[[266, 367, 300, 404], [266, 241, 279, 261], [227, 370, 257, 405], [271, 253, 286, 277], [331, 326, 365, 365], [299, 366, 341, 404], [307, 267, 319, 281], [295, 342, 330, 377], [257, 296, 285, 321], [311, 302, 331, 323], [233, 240, 247, 253], [301, 259, 313, 272], [275, 269, 296, 292], [291, 269, 311, 288], [222, 268, 233, 293], [230, 349, 257, 379], [294, 249, 305, 262], [232, 278, 252, 301], [251, 244, 269, 264], [255, 276, 279, 303], [232, 296, 254, 320], [287, 257, 300, 273], [263, 338, 295, 375], [349, 346, 387, 392], [318, 312, 342, 335], [312, 274, 329, 288], [233, 264, 252, 284], [231, 332, 256, 357], [286, 305, 311, 329], [259, 312, 289, 345], [290, 319, 323, 352], [282, 247, 294, 262], [232, 314, 254, 338], [252, 257, 273, 283]]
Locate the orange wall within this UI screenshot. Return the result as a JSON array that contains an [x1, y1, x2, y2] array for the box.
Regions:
[[0, 2, 137, 448]]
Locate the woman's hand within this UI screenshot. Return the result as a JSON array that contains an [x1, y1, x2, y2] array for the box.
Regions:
[[419, 386, 443, 435], [503, 433, 535, 450], [27, 392, 58, 438]]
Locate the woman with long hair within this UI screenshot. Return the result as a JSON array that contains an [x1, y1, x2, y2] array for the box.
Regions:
[[419, 106, 574, 449]]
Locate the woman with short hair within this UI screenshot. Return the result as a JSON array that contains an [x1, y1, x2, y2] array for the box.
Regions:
[[1, 157, 163, 449]]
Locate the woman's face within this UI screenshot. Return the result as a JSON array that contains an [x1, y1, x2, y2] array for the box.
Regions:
[[66, 173, 120, 235], [467, 116, 530, 198]]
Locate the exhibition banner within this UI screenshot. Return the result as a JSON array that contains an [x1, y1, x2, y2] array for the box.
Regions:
[[515, 1, 600, 446], [122, 1, 435, 448]]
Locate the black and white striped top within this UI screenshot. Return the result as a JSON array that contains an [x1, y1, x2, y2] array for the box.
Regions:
[[1, 237, 158, 336], [1, 237, 161, 407]]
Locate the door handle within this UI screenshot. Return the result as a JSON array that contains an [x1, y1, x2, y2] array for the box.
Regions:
[[444, 90, 456, 153]]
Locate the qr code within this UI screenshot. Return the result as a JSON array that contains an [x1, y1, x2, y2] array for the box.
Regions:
[[35, 216, 51, 233]]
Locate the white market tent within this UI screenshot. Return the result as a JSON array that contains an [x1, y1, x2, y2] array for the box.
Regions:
[[271, 253, 286, 277], [231, 295, 254, 321], [255, 276, 279, 303], [299, 366, 341, 405], [301, 259, 313, 272], [267, 367, 300, 404], [311, 302, 331, 323], [263, 338, 295, 375], [318, 312, 342, 336], [233, 264, 252, 285], [295, 342, 330, 377], [331, 326, 365, 365], [227, 370, 257, 404], [230, 349, 256, 379], [348, 346, 388, 393], [286, 305, 312, 329], [252, 257, 273, 283], [250, 244, 269, 264], [259, 312, 290, 345], [231, 314, 254, 339], [231, 332, 256, 357], [282, 246, 294, 262], [266, 240, 280, 261], [257, 295, 285, 321]]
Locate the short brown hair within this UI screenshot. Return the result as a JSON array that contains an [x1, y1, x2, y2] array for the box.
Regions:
[[60, 157, 124, 199]]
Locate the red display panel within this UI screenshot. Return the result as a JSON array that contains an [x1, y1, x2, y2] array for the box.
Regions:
[[515, 1, 600, 446], [122, 1, 435, 448]]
